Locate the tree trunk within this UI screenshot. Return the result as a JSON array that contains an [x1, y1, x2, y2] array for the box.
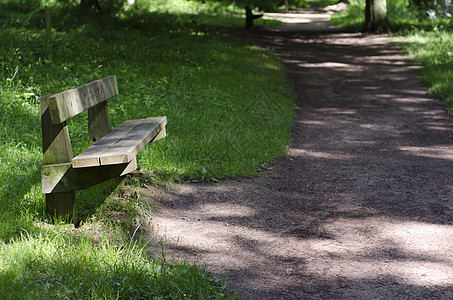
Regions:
[[81, 0, 101, 13], [364, 0, 389, 32]]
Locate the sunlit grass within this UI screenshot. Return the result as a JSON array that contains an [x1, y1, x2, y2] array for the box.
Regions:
[[330, 0, 364, 30], [0, 231, 233, 299], [397, 31, 453, 113]]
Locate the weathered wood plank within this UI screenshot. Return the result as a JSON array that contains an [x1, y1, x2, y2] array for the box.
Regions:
[[72, 119, 143, 168], [42, 158, 137, 193], [88, 101, 111, 145], [42, 162, 72, 193], [153, 126, 166, 142], [41, 95, 73, 165], [72, 116, 166, 168], [47, 76, 118, 124], [100, 116, 167, 165]]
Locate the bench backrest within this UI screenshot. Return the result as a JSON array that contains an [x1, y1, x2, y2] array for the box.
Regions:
[[41, 76, 118, 165], [45, 76, 118, 124]]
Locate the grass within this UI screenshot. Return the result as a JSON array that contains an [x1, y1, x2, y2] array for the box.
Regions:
[[0, 0, 294, 298], [331, 0, 453, 115], [330, 0, 365, 30], [0, 231, 231, 299], [397, 30, 453, 114]]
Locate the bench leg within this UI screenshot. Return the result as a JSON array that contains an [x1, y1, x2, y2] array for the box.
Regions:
[[46, 191, 77, 226]]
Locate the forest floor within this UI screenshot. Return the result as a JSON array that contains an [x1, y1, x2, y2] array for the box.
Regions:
[[143, 9, 453, 299]]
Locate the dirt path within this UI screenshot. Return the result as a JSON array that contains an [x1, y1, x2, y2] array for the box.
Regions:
[[146, 11, 453, 299]]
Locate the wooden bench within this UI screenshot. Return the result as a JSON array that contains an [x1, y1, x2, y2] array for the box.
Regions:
[[41, 76, 167, 224]]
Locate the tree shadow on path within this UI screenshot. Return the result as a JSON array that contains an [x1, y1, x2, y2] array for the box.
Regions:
[[148, 12, 453, 299]]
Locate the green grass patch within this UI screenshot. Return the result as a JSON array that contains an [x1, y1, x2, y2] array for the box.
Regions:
[[396, 31, 453, 114], [330, 0, 365, 30], [0, 231, 233, 299]]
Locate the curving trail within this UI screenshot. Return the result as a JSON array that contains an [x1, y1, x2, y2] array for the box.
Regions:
[[147, 10, 453, 299]]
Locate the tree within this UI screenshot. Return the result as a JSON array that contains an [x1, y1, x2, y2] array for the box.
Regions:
[[364, 0, 390, 32], [81, 0, 101, 13]]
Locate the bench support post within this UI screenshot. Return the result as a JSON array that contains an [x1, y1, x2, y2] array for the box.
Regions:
[[46, 192, 76, 225], [41, 96, 76, 224]]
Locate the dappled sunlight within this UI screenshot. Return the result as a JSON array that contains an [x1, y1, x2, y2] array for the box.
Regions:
[[383, 221, 453, 258], [263, 12, 331, 24], [362, 86, 381, 90], [148, 10, 453, 298], [374, 73, 412, 81], [393, 96, 432, 104], [359, 123, 398, 131], [298, 62, 364, 71], [418, 109, 447, 117], [321, 34, 389, 47], [316, 108, 358, 115], [280, 58, 304, 65], [400, 89, 427, 96], [398, 106, 430, 112], [374, 93, 394, 98], [399, 146, 453, 161], [176, 184, 199, 195], [154, 213, 453, 288], [306, 218, 453, 287], [198, 203, 255, 218], [299, 120, 330, 126], [425, 125, 453, 132], [289, 148, 352, 160], [363, 55, 408, 65]]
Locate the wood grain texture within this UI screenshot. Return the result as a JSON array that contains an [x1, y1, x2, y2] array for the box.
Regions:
[[41, 95, 73, 165], [42, 158, 137, 193], [47, 76, 118, 124], [88, 101, 112, 145], [100, 116, 167, 165], [72, 116, 167, 168], [153, 126, 166, 142], [72, 119, 143, 168]]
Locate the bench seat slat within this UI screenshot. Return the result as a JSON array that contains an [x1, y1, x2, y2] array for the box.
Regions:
[[72, 116, 167, 168], [100, 116, 167, 165], [72, 119, 143, 168]]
